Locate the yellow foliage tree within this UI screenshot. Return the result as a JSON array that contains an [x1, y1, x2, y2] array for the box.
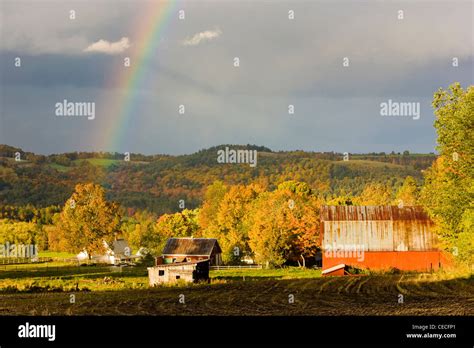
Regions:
[[56, 183, 121, 258], [353, 183, 392, 205]]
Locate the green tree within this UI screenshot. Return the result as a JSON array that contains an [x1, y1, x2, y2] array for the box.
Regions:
[[420, 83, 474, 265], [394, 176, 419, 206], [120, 210, 157, 252], [153, 209, 200, 254]]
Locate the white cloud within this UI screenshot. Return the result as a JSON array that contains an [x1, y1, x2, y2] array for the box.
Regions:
[[182, 29, 222, 46], [84, 37, 130, 54]]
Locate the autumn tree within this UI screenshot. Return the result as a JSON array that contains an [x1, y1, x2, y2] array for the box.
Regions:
[[56, 183, 121, 258], [394, 176, 419, 206], [199, 181, 228, 236], [120, 210, 157, 253], [326, 190, 354, 206], [420, 83, 474, 265], [0, 219, 40, 245], [156, 209, 200, 238], [247, 181, 321, 268], [210, 184, 264, 264], [45, 213, 69, 252], [153, 209, 200, 254], [353, 183, 392, 205]]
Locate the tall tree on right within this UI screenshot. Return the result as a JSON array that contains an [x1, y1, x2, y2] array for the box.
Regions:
[[420, 83, 474, 265]]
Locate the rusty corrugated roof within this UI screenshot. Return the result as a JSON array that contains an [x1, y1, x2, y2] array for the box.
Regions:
[[321, 205, 438, 251], [321, 205, 431, 221], [152, 259, 210, 268], [162, 238, 222, 256]]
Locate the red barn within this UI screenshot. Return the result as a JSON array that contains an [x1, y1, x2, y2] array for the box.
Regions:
[[320, 205, 450, 275]]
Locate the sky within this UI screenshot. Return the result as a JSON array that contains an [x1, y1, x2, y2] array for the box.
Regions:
[[0, 0, 472, 155]]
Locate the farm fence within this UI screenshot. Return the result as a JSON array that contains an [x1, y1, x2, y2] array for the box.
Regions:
[[210, 265, 263, 270], [0, 257, 52, 265]]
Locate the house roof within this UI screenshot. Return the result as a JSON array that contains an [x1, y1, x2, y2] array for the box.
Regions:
[[321, 205, 431, 221], [162, 238, 222, 256], [111, 239, 130, 255]]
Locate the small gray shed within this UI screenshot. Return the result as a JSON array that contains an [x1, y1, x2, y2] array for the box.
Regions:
[[147, 259, 210, 285]]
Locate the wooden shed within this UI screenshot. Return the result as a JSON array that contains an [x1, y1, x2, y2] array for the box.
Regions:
[[320, 205, 449, 274], [147, 259, 210, 285], [162, 238, 223, 266], [321, 264, 348, 276]]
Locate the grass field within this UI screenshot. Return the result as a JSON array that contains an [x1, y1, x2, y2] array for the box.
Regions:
[[0, 263, 472, 316], [48, 158, 122, 172], [37, 251, 76, 259]]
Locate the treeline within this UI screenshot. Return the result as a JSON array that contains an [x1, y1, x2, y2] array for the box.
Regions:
[[4, 175, 416, 267], [0, 205, 60, 224], [0, 143, 432, 215], [0, 144, 168, 165]]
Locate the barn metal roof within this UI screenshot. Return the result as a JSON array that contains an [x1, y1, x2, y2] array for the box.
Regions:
[[162, 238, 222, 256], [321, 205, 438, 251], [321, 205, 431, 221]]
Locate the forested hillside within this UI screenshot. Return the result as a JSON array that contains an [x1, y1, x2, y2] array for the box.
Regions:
[[0, 144, 434, 215]]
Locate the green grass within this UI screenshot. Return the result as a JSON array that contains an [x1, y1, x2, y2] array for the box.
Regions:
[[0, 264, 320, 292], [48, 163, 70, 172], [38, 251, 76, 259], [48, 158, 122, 172], [211, 267, 321, 280], [333, 159, 407, 169], [78, 158, 121, 167], [0, 263, 149, 292]]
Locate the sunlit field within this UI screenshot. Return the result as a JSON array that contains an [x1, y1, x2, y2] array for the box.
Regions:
[[0, 263, 472, 316]]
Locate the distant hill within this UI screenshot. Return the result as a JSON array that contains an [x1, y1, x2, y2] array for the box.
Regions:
[[0, 144, 436, 215]]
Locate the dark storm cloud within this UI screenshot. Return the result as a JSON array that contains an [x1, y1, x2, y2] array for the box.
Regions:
[[0, 0, 472, 155]]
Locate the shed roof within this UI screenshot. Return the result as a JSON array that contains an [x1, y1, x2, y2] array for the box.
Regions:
[[321, 205, 431, 221], [162, 238, 222, 256], [321, 264, 346, 275], [152, 259, 210, 268]]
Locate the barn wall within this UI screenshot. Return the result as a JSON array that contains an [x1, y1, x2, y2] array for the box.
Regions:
[[167, 269, 194, 283], [148, 267, 161, 286], [322, 251, 450, 271], [148, 265, 197, 285], [320, 206, 451, 273]]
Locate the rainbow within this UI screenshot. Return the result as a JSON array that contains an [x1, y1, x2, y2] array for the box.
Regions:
[[99, 0, 178, 152]]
